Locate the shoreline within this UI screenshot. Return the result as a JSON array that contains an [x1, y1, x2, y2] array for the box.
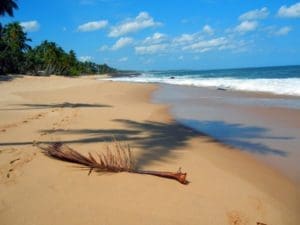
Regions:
[[104, 78, 300, 99], [153, 83, 300, 184], [0, 75, 299, 225], [105, 68, 300, 98]]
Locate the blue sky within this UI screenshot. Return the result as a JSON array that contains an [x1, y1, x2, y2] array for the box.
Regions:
[[2, 0, 300, 70]]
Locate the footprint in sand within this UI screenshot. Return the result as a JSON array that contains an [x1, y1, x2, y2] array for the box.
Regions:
[[0, 112, 47, 133], [248, 196, 267, 220], [1, 151, 37, 184], [0, 123, 18, 132], [227, 210, 249, 225], [0, 108, 65, 135], [40, 108, 79, 137]]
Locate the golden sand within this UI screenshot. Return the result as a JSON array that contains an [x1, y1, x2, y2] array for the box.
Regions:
[[0, 75, 299, 225]]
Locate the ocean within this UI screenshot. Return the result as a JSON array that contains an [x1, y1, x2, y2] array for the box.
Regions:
[[105, 65, 300, 182], [110, 65, 300, 96]]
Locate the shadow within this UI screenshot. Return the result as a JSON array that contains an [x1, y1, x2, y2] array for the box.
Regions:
[[0, 119, 199, 168], [180, 119, 290, 156], [113, 119, 199, 167], [0, 119, 289, 168], [1, 102, 112, 110], [43, 128, 142, 141], [0, 75, 23, 82]]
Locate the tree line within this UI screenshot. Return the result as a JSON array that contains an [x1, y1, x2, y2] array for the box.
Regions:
[[0, 1, 116, 76], [0, 22, 117, 76]]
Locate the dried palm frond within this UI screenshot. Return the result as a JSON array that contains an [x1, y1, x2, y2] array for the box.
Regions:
[[41, 142, 188, 185]]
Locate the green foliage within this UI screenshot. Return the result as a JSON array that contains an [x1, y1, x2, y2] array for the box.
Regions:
[[0, 22, 31, 74], [78, 61, 117, 75], [25, 40, 70, 75], [0, 1, 117, 76], [0, 0, 18, 17], [0, 22, 117, 76]]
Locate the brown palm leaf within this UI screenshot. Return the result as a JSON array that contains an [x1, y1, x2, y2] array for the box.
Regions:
[[41, 142, 188, 185]]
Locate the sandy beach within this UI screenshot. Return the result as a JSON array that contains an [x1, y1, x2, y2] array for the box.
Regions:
[[0, 75, 299, 225]]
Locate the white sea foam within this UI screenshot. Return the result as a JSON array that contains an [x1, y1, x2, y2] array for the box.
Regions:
[[104, 74, 300, 96]]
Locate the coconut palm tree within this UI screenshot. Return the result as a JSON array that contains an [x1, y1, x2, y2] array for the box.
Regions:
[[2, 22, 31, 51], [0, 0, 18, 17], [0, 0, 18, 36], [1, 22, 31, 73]]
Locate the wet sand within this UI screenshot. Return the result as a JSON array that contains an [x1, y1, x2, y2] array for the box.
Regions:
[[154, 84, 300, 183], [0, 75, 299, 225]]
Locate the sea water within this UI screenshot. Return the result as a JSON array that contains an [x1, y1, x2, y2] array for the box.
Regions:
[[109, 65, 300, 96]]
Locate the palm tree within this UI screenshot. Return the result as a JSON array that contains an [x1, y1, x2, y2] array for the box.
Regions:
[[2, 22, 31, 51], [0, 0, 18, 34], [0, 0, 18, 17], [1, 22, 31, 73]]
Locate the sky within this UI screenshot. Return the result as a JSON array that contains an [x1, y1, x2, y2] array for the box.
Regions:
[[2, 0, 300, 70]]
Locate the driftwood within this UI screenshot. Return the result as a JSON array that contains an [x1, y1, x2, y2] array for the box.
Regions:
[[42, 142, 188, 185]]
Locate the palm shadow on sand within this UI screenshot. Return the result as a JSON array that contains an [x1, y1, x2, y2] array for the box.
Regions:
[[1, 102, 112, 110], [0, 119, 289, 167], [180, 119, 290, 157], [0, 75, 23, 82]]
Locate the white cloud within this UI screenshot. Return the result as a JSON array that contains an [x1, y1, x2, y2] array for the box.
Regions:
[[20, 21, 40, 32], [135, 44, 167, 55], [119, 57, 128, 62], [173, 26, 214, 44], [77, 20, 108, 32], [178, 56, 184, 60], [235, 20, 258, 33], [173, 33, 201, 45], [218, 39, 246, 51], [239, 7, 269, 20], [182, 37, 229, 52], [274, 26, 292, 36], [172, 31, 249, 53], [202, 25, 214, 35], [135, 32, 248, 55], [143, 32, 167, 44], [99, 45, 109, 51], [278, 2, 300, 18], [174, 34, 194, 43], [109, 12, 162, 37], [111, 37, 133, 50], [79, 56, 94, 62]]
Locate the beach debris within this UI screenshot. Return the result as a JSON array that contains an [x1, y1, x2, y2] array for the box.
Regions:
[[257, 222, 267, 225], [40, 142, 188, 184]]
